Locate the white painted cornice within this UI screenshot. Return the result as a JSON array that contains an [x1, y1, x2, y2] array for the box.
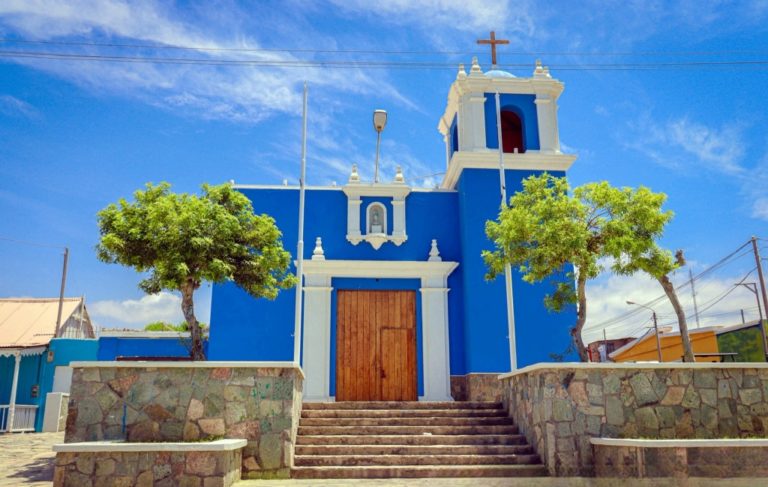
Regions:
[[301, 259, 459, 280], [0, 346, 46, 357], [54, 439, 248, 453], [342, 182, 411, 199], [441, 151, 577, 189], [69, 361, 305, 378], [591, 438, 768, 448], [498, 361, 768, 380]]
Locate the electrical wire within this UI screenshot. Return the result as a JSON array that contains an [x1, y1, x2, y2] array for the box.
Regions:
[[0, 236, 66, 250]]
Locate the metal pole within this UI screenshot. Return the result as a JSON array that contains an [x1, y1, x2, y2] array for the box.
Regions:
[[602, 329, 608, 363], [751, 236, 768, 360], [689, 268, 701, 328], [293, 82, 308, 365], [54, 247, 69, 338], [741, 309, 746, 325], [374, 131, 381, 184], [494, 92, 517, 370], [652, 312, 663, 362]]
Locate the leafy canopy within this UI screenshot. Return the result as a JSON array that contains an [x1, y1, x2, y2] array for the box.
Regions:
[[96, 182, 296, 299], [483, 173, 675, 310]]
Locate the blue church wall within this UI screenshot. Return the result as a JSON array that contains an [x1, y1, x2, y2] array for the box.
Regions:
[[97, 336, 204, 361], [456, 168, 575, 373], [209, 187, 463, 362], [328, 278, 424, 397], [484, 94, 540, 151]]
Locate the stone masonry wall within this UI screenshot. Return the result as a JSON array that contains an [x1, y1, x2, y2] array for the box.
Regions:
[[53, 449, 242, 487], [593, 444, 768, 478], [450, 374, 503, 402], [65, 364, 303, 479], [502, 365, 768, 477]]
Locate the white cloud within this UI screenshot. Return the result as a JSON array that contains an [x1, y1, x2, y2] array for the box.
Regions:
[[329, 0, 534, 35], [0, 95, 39, 118], [0, 0, 415, 122], [627, 115, 745, 175], [90, 291, 183, 326], [582, 269, 762, 344]]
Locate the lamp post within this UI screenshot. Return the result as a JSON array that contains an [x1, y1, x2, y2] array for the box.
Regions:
[[627, 301, 663, 362], [373, 109, 387, 183]]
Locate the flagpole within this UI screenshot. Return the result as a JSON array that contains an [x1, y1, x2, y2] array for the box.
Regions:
[[495, 91, 517, 371], [293, 82, 308, 365]]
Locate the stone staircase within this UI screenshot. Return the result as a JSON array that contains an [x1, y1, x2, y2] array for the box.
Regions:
[[292, 401, 546, 479]]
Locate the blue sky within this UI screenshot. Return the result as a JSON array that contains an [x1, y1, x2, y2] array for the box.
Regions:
[[1, 1, 767, 342]]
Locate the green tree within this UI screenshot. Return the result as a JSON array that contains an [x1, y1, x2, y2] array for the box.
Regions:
[[484, 174, 691, 361], [144, 321, 188, 332], [97, 182, 296, 360]]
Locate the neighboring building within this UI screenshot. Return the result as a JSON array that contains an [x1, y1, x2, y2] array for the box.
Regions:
[[609, 327, 720, 363], [210, 59, 578, 402], [98, 330, 208, 360], [586, 337, 635, 362], [716, 320, 767, 362], [0, 298, 97, 432]]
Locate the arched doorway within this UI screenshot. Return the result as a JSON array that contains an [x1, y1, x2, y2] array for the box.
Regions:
[[501, 110, 525, 153]]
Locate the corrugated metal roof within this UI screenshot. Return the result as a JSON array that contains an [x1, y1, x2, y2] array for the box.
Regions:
[[0, 297, 83, 348]]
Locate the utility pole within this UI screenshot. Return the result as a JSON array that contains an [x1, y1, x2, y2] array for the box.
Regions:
[[293, 83, 308, 366], [602, 328, 608, 363], [652, 311, 663, 362], [54, 247, 69, 338], [751, 236, 768, 360], [689, 268, 701, 328], [741, 309, 746, 325]]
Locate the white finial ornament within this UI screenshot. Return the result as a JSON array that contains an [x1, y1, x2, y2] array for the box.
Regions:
[[457, 63, 467, 80], [469, 56, 483, 76], [349, 164, 360, 183], [428, 239, 442, 262], [394, 166, 405, 183], [312, 237, 325, 260], [533, 59, 551, 79]]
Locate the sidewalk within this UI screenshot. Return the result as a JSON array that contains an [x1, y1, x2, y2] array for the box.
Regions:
[[0, 431, 63, 487]]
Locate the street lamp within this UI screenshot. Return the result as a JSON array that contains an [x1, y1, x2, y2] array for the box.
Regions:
[[627, 301, 663, 362], [373, 109, 387, 183]]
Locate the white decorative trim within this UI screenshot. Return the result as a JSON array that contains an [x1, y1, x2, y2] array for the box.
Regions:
[[99, 331, 191, 339], [53, 439, 248, 453], [0, 346, 46, 357], [299, 259, 459, 402], [302, 260, 458, 279], [312, 237, 325, 260], [498, 362, 768, 380], [342, 183, 411, 199], [343, 181, 411, 249], [302, 277, 333, 402], [428, 239, 442, 262], [441, 151, 576, 189], [590, 438, 768, 448], [365, 202, 388, 236]]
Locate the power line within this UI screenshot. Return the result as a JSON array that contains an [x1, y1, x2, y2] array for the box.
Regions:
[[3, 49, 768, 71], [0, 236, 66, 250], [3, 38, 768, 58]]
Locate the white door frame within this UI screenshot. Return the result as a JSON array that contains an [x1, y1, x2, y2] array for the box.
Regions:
[[300, 259, 458, 402]]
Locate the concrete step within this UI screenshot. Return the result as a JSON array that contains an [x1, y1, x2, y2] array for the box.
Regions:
[[295, 434, 528, 446], [297, 424, 519, 436], [302, 401, 502, 410], [291, 464, 548, 479], [302, 408, 507, 419], [294, 454, 542, 467], [299, 416, 514, 427], [295, 444, 534, 456]]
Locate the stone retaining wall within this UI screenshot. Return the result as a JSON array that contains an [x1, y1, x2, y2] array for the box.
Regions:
[[450, 374, 503, 402], [53, 441, 244, 487], [65, 362, 303, 479], [501, 363, 768, 477], [592, 439, 768, 478]]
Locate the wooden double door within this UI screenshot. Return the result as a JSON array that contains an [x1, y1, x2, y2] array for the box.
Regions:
[[336, 290, 417, 401]]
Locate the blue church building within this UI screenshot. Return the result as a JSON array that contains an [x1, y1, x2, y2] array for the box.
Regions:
[[209, 58, 577, 402]]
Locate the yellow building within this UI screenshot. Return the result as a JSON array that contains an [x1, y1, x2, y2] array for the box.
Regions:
[[609, 327, 720, 363]]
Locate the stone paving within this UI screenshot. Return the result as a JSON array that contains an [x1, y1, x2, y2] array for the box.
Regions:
[[0, 432, 63, 487], [1, 432, 766, 487]]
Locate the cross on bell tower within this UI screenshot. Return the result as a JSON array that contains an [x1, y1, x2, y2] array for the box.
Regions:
[[477, 31, 509, 68]]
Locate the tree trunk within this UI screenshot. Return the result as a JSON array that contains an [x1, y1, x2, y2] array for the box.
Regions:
[[658, 274, 695, 362], [572, 275, 589, 362], [181, 279, 206, 361]]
